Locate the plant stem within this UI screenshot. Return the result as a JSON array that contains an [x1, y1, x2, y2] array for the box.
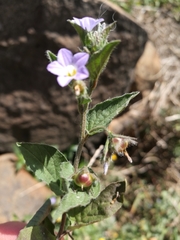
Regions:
[[57, 213, 66, 240], [74, 104, 88, 172]]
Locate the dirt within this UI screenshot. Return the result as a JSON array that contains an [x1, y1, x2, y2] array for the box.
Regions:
[[0, 154, 52, 223]]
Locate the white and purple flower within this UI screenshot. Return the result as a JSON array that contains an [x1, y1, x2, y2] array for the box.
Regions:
[[112, 137, 137, 163], [47, 48, 89, 87], [72, 17, 104, 31]]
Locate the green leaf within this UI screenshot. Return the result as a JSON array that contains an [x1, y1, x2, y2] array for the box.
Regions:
[[26, 199, 52, 227], [17, 143, 74, 196], [52, 179, 101, 221], [67, 181, 126, 231], [100, 21, 117, 41], [87, 40, 120, 91], [59, 162, 74, 179], [46, 50, 57, 62], [78, 95, 91, 105], [86, 92, 139, 135], [17, 225, 55, 240]]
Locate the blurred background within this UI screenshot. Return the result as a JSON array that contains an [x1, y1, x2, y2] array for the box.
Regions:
[[0, 0, 180, 239]]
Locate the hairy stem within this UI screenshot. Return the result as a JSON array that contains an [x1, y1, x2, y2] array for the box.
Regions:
[[74, 104, 88, 172]]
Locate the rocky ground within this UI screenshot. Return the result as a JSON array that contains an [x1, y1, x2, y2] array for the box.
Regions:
[[108, 6, 180, 238]]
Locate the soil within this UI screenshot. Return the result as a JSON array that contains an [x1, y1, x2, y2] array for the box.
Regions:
[[0, 154, 52, 223]]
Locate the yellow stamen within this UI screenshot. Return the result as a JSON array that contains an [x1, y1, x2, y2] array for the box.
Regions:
[[66, 65, 77, 77]]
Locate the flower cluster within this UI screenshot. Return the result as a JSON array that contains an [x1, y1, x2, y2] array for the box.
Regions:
[[47, 17, 104, 87]]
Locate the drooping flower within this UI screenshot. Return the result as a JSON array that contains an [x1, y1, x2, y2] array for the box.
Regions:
[[112, 137, 137, 163], [72, 17, 104, 31], [47, 48, 89, 87]]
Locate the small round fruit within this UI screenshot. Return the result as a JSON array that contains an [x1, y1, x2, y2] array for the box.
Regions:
[[73, 170, 94, 189]]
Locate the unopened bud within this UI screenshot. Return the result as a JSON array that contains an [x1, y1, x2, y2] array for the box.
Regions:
[[74, 84, 81, 96], [73, 81, 86, 96]]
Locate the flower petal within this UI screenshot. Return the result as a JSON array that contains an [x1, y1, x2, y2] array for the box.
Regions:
[[73, 17, 104, 31], [73, 52, 89, 67], [76, 66, 89, 80], [57, 48, 73, 66], [47, 48, 89, 87], [47, 61, 63, 75], [57, 76, 73, 87]]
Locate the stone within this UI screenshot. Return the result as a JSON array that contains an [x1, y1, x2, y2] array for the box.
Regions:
[[135, 41, 161, 97], [0, 153, 52, 223]]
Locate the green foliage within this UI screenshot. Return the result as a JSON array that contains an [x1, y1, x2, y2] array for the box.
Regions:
[[13, 144, 25, 171], [26, 199, 52, 228], [46, 50, 57, 62], [17, 142, 126, 236], [68, 20, 87, 45], [87, 40, 120, 92], [86, 92, 139, 135], [111, 0, 179, 8], [16, 143, 72, 196], [67, 181, 126, 231], [111, 0, 180, 21], [116, 179, 180, 240], [68, 19, 118, 53], [73, 216, 117, 240], [72, 182, 180, 240], [17, 225, 56, 240], [52, 179, 101, 221]]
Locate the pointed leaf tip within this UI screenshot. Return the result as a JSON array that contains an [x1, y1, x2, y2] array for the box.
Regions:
[[46, 50, 57, 62], [86, 92, 139, 135], [67, 180, 126, 231], [87, 40, 120, 90]]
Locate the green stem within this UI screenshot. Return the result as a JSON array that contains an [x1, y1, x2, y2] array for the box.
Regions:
[[74, 103, 88, 172]]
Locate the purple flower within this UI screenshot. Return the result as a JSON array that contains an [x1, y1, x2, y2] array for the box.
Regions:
[[47, 48, 89, 87], [72, 17, 104, 31], [50, 196, 56, 205], [103, 161, 109, 175]]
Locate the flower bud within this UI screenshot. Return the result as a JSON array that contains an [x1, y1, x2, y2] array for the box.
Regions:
[[74, 82, 85, 96], [73, 169, 94, 189]]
